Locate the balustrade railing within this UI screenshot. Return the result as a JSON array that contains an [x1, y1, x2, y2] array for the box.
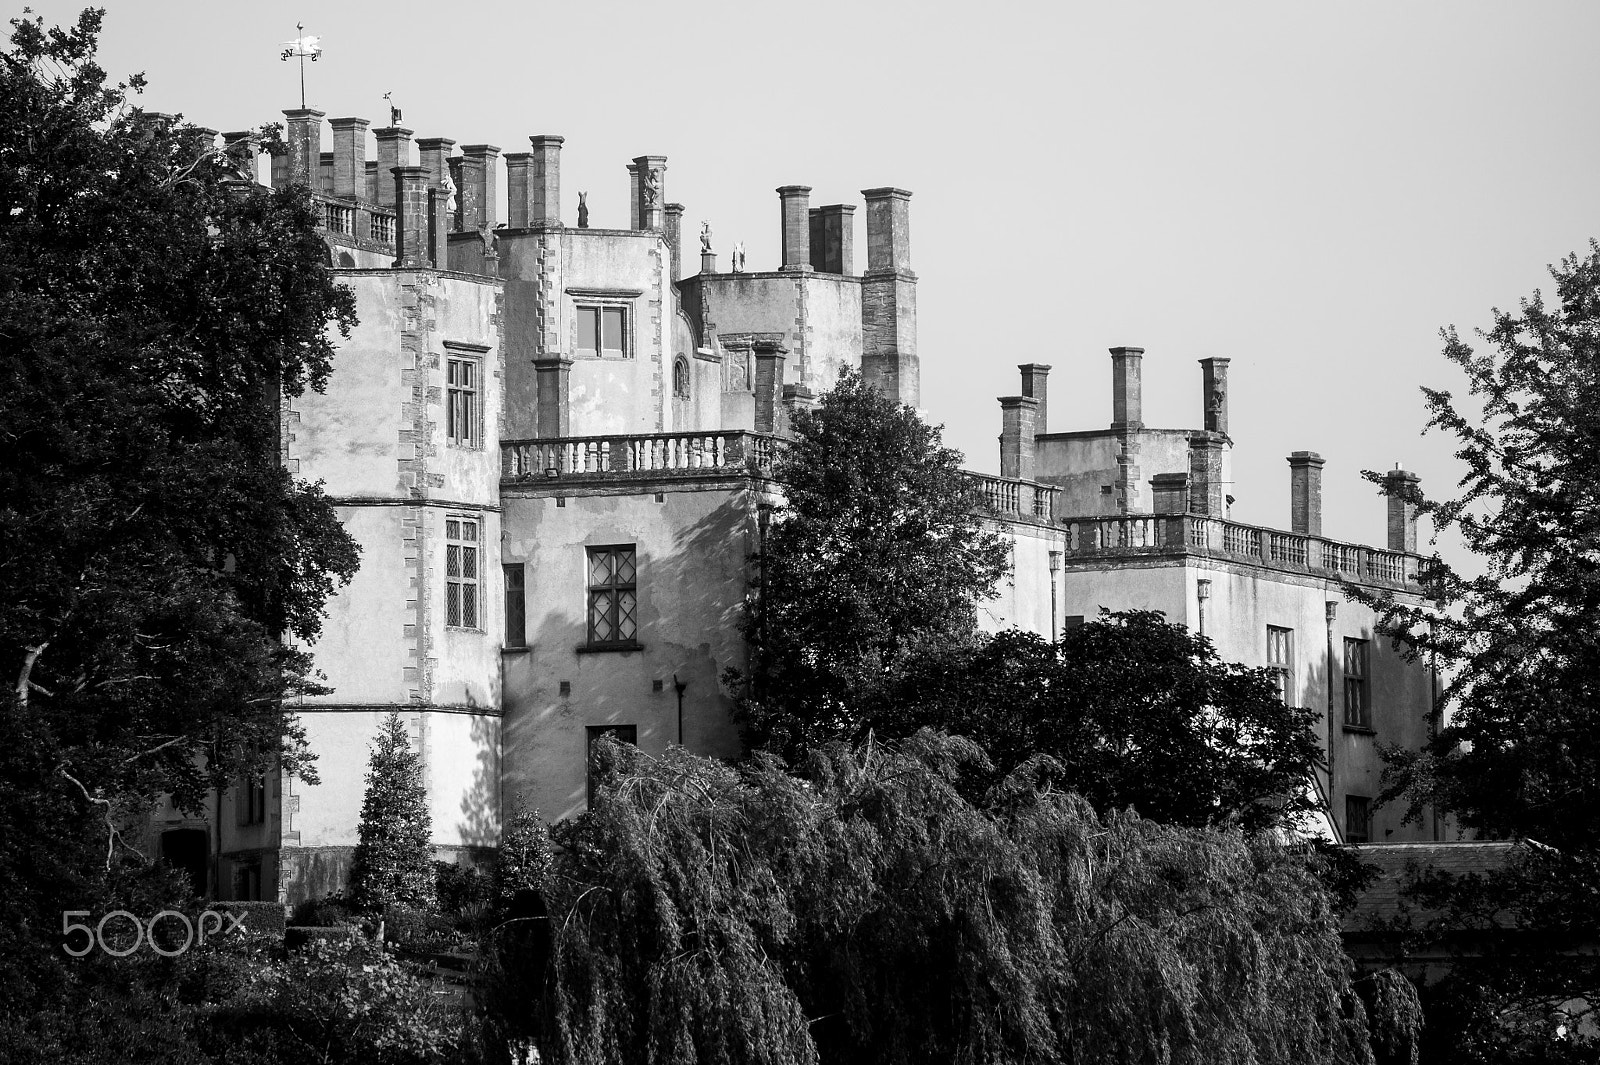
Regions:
[[1061, 513, 1417, 586], [502, 430, 780, 480], [967, 472, 1059, 522]]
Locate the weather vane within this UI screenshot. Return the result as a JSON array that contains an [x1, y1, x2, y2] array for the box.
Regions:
[[279, 23, 322, 110], [383, 91, 402, 126]]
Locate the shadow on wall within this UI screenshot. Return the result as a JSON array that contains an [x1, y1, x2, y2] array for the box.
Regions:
[[501, 486, 763, 820], [457, 710, 501, 848]]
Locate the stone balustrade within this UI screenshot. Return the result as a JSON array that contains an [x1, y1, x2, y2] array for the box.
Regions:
[[502, 430, 780, 481], [966, 472, 1059, 522], [311, 192, 396, 251], [1061, 513, 1417, 587]]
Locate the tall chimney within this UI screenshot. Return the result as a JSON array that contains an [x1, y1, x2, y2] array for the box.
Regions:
[[364, 161, 378, 203], [1288, 452, 1326, 536], [317, 152, 334, 195], [220, 130, 260, 184], [1384, 466, 1421, 553], [663, 203, 685, 282], [283, 108, 325, 188], [458, 144, 500, 231], [393, 166, 432, 268], [809, 204, 856, 274], [778, 185, 812, 271], [373, 125, 413, 208], [1200, 357, 1230, 437], [533, 137, 566, 227], [631, 153, 663, 231], [1110, 346, 1144, 430], [860, 187, 918, 406], [416, 137, 455, 188], [999, 397, 1040, 481], [1019, 364, 1051, 434], [1189, 433, 1226, 516], [328, 117, 369, 200], [504, 153, 532, 228]]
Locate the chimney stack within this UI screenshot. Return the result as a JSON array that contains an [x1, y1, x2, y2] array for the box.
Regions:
[[533, 137, 567, 227], [1288, 452, 1326, 536], [328, 117, 369, 200], [416, 137, 455, 188], [808, 203, 856, 274], [317, 152, 334, 195], [663, 203, 685, 281], [631, 154, 663, 231], [1110, 346, 1144, 430], [1019, 364, 1051, 434], [860, 188, 918, 406], [220, 130, 260, 183], [504, 153, 532, 228], [778, 186, 812, 271], [283, 108, 325, 189], [1200, 357, 1230, 436], [393, 166, 432, 268], [1189, 433, 1226, 516], [373, 125, 413, 208], [999, 397, 1040, 481], [1384, 466, 1421, 553], [458, 144, 500, 231]]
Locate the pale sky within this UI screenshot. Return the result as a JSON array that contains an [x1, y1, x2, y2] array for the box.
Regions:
[[27, 1, 1600, 561]]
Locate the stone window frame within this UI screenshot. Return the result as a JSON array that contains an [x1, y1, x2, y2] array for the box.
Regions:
[[1266, 625, 1294, 703], [1342, 637, 1370, 729], [585, 544, 639, 650], [504, 562, 527, 650], [567, 287, 643, 361], [445, 514, 482, 630], [673, 354, 691, 399], [1345, 794, 1373, 844], [443, 340, 489, 449], [235, 773, 267, 827]]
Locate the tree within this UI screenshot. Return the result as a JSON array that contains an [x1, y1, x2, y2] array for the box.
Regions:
[[495, 731, 1377, 1065], [891, 611, 1326, 831], [734, 369, 1011, 757], [1360, 241, 1600, 848], [350, 712, 434, 913], [0, 8, 357, 994], [1351, 243, 1600, 1061]]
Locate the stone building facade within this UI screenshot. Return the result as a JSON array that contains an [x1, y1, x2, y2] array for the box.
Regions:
[[175, 108, 1440, 905]]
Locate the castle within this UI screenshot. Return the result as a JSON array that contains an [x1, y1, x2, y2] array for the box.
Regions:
[[147, 107, 1444, 905]]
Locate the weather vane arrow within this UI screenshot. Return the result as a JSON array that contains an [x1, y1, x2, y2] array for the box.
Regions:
[[280, 23, 322, 110]]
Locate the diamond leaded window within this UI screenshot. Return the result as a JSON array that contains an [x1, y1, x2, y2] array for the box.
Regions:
[[446, 517, 480, 629], [587, 545, 637, 647]]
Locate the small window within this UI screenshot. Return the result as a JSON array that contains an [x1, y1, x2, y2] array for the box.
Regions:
[[673, 355, 690, 398], [576, 305, 628, 358], [1062, 615, 1085, 631], [1267, 626, 1294, 703], [1345, 795, 1372, 844], [1343, 637, 1370, 728], [447, 355, 480, 447], [232, 861, 262, 902], [446, 517, 481, 629], [586, 545, 638, 647], [586, 724, 638, 808], [504, 563, 526, 649], [235, 774, 267, 827]]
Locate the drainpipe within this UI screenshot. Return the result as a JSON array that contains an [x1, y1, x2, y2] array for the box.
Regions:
[[673, 674, 687, 747], [1196, 578, 1211, 639], [1048, 550, 1062, 643], [1325, 598, 1339, 837]]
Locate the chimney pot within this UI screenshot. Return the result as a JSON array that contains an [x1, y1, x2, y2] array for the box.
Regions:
[[1383, 466, 1422, 553]]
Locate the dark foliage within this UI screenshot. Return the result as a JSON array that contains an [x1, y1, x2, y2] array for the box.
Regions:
[[733, 369, 1011, 758], [0, 5, 356, 1008], [891, 611, 1327, 831]]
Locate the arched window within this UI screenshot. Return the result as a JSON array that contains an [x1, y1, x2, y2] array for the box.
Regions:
[[673, 355, 690, 399]]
